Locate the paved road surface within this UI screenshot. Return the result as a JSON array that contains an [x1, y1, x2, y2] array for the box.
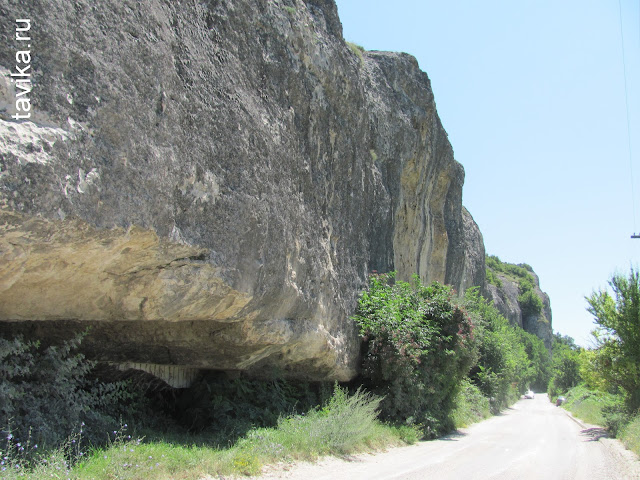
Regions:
[[252, 394, 640, 480]]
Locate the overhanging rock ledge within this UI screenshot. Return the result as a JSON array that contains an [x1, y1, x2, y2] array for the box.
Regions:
[[0, 0, 485, 383]]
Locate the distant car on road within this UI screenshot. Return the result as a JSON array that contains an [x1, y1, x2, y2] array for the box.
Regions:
[[556, 396, 566, 406], [524, 390, 535, 399]]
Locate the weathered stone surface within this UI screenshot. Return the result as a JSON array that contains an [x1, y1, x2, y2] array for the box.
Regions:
[[0, 0, 484, 380], [522, 270, 553, 350], [485, 275, 522, 328], [484, 267, 553, 350], [455, 207, 486, 293]]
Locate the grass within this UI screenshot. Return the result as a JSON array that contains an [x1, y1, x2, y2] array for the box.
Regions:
[[346, 41, 365, 64], [561, 384, 618, 426], [0, 386, 418, 480], [620, 415, 640, 457], [560, 385, 640, 457], [0, 379, 503, 480], [451, 379, 491, 428]]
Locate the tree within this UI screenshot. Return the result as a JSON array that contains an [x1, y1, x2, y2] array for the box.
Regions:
[[353, 273, 476, 437], [547, 333, 582, 397], [586, 268, 640, 412], [463, 289, 549, 411], [517, 329, 552, 392]]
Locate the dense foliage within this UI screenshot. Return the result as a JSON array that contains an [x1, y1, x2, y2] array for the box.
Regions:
[[517, 278, 544, 318], [451, 378, 491, 427], [352, 273, 475, 437], [587, 268, 640, 413], [1, 266, 560, 473], [352, 273, 552, 436], [547, 333, 582, 398], [463, 289, 550, 410], [548, 268, 640, 454], [171, 374, 330, 440], [1, 384, 415, 480], [0, 333, 131, 449], [486, 255, 534, 281]]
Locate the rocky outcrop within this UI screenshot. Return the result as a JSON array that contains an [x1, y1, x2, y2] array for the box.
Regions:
[[484, 263, 552, 350], [455, 207, 486, 293], [522, 270, 553, 350], [0, 0, 484, 382]]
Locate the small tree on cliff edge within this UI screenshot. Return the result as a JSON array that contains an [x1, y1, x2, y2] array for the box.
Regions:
[[587, 267, 640, 412]]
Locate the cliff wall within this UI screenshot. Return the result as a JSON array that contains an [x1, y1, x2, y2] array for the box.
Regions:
[[0, 0, 484, 381], [484, 259, 553, 349]]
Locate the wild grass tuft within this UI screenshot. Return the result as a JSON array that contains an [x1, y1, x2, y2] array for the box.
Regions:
[[235, 385, 384, 461], [346, 41, 365, 64]]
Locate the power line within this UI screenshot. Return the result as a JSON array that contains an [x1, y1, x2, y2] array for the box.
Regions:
[[619, 0, 637, 237]]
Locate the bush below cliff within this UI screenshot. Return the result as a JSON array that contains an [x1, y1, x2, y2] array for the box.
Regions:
[[352, 274, 551, 433], [353, 273, 475, 437]]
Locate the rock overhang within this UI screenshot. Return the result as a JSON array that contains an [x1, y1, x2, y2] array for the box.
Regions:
[[0, 0, 485, 383]]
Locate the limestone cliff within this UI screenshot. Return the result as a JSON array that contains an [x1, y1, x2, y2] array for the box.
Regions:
[[0, 0, 485, 382], [483, 257, 552, 349]]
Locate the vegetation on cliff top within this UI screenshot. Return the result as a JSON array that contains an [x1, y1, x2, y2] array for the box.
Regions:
[[485, 255, 545, 319]]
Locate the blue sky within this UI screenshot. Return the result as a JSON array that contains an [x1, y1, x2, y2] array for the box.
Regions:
[[335, 0, 640, 346]]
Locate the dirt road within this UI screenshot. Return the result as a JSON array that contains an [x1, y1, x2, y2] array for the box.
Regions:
[[252, 394, 640, 480]]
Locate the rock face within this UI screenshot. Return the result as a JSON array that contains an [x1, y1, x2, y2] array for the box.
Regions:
[[484, 264, 553, 350], [0, 0, 484, 382], [456, 207, 486, 293]]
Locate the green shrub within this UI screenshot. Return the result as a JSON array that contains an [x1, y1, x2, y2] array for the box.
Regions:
[[485, 268, 502, 287], [486, 255, 532, 280], [451, 378, 491, 428], [353, 273, 475, 437], [0, 333, 131, 450], [485, 255, 544, 318], [2, 385, 407, 480], [518, 290, 543, 318], [463, 288, 549, 411], [172, 374, 326, 440], [602, 401, 632, 436], [485, 255, 502, 271], [548, 333, 582, 396], [258, 385, 383, 455], [587, 267, 640, 413], [517, 276, 543, 318], [562, 385, 636, 437], [517, 329, 551, 391]]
